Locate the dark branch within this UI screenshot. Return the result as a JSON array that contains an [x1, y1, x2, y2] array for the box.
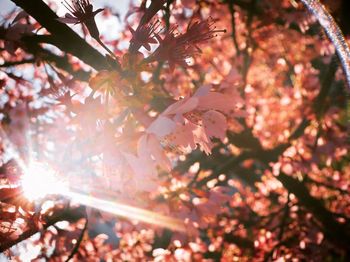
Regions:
[[0, 58, 35, 67], [0, 206, 86, 253], [226, 0, 241, 55], [278, 172, 350, 251], [10, 0, 111, 71], [65, 214, 88, 262]]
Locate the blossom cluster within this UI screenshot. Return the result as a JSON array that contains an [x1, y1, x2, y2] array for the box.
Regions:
[[0, 0, 349, 260]]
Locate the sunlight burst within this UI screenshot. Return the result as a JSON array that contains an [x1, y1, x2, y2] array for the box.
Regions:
[[21, 162, 69, 201], [66, 191, 186, 232], [20, 162, 185, 231]]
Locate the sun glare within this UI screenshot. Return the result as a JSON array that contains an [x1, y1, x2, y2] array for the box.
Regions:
[[21, 162, 68, 201], [66, 191, 186, 232], [19, 161, 185, 231]]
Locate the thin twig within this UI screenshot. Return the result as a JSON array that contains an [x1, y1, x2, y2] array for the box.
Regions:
[[65, 214, 88, 262], [0, 59, 35, 67], [96, 38, 119, 61], [227, 0, 240, 55]]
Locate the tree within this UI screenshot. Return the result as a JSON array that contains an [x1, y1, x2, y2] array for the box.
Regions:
[[0, 0, 349, 260]]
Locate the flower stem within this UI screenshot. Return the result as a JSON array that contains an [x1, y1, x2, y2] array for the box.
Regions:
[[96, 38, 118, 60]]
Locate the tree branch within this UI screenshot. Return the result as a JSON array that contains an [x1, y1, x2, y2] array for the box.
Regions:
[[0, 58, 35, 67], [0, 206, 86, 253], [10, 0, 111, 71], [65, 214, 88, 262], [278, 172, 350, 251], [226, 0, 241, 55]]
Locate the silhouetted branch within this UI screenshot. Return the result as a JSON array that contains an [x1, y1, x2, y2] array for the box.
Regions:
[[0, 58, 35, 67], [0, 206, 86, 253], [10, 0, 111, 71], [65, 214, 88, 262], [278, 172, 350, 251], [226, 0, 240, 54]]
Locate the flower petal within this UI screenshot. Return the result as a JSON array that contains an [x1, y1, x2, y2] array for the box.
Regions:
[[202, 110, 227, 141], [147, 115, 176, 138], [163, 97, 199, 116], [138, 134, 171, 171], [57, 13, 80, 24], [198, 92, 237, 113], [193, 84, 211, 97]]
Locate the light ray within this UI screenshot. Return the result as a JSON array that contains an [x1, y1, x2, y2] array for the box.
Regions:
[[65, 190, 186, 232], [1, 127, 186, 233]]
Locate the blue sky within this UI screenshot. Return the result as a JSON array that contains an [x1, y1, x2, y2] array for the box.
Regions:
[[0, 0, 131, 41], [0, 0, 16, 17], [0, 0, 131, 21]]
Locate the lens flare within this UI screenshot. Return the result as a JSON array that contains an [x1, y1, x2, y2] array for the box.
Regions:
[[19, 161, 185, 232], [2, 126, 185, 232], [65, 191, 186, 232], [21, 162, 68, 201]]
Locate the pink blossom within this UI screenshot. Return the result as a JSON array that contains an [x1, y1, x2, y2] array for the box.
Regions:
[[197, 91, 240, 114], [146, 84, 242, 154], [58, 0, 104, 39], [123, 152, 159, 192], [178, 17, 226, 50], [202, 110, 227, 141], [137, 133, 171, 171], [146, 25, 196, 71], [147, 115, 177, 138], [146, 18, 226, 71], [129, 20, 161, 52], [164, 120, 199, 152]]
